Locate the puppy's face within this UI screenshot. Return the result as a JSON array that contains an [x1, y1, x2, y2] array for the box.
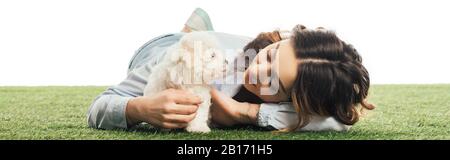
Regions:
[[171, 32, 227, 85], [197, 46, 227, 84]]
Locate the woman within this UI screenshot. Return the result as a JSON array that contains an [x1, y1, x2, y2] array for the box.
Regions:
[[87, 8, 374, 131], [211, 27, 375, 131]]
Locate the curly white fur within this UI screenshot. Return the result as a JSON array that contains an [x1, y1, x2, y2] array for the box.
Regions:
[[143, 32, 226, 133]]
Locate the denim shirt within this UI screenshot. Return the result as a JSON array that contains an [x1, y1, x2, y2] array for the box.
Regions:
[[86, 32, 348, 131]]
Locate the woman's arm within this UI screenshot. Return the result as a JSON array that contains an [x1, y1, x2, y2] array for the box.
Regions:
[[87, 64, 151, 129], [258, 103, 351, 131], [210, 89, 259, 126], [210, 89, 351, 131], [87, 33, 199, 130], [88, 61, 202, 130]]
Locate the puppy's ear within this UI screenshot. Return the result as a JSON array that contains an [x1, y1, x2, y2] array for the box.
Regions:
[[168, 65, 183, 88], [169, 44, 184, 61], [182, 50, 193, 69], [169, 48, 193, 68], [178, 41, 195, 69]]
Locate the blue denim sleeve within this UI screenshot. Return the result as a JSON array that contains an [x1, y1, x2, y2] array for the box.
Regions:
[[87, 64, 152, 129], [86, 34, 182, 130]]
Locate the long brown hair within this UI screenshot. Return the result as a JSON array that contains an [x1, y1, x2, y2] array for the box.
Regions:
[[242, 30, 282, 70], [289, 25, 374, 130], [242, 25, 375, 131]]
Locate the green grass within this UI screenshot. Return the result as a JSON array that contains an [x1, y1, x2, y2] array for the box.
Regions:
[[0, 85, 449, 140]]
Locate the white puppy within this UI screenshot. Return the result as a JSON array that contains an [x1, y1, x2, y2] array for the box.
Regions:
[[144, 32, 226, 133]]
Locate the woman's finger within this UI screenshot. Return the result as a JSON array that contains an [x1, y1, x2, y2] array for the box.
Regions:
[[162, 113, 197, 124], [164, 104, 199, 115], [171, 90, 203, 105], [210, 88, 233, 109]]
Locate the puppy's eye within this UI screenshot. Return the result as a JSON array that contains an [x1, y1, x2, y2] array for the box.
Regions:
[[211, 52, 216, 58]]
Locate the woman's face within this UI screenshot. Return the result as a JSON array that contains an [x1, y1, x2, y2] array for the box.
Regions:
[[243, 39, 299, 102]]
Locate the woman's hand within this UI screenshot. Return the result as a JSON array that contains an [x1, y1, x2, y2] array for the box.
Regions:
[[125, 89, 202, 129], [210, 88, 260, 127]]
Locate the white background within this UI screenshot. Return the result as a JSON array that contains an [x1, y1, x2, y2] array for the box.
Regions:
[[1, 0, 449, 86]]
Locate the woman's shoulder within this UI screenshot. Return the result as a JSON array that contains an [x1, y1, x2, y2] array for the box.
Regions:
[[204, 31, 252, 44], [181, 31, 252, 49]]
